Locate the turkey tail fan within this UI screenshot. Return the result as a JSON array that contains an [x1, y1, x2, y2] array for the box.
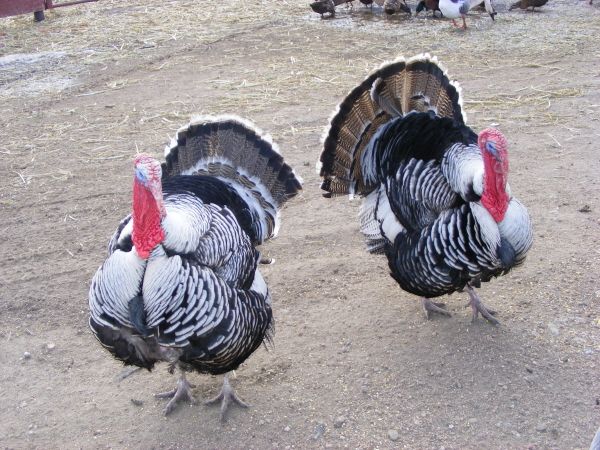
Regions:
[[318, 53, 466, 198], [163, 115, 302, 243]]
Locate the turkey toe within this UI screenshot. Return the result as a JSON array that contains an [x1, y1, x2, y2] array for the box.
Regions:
[[205, 375, 249, 422], [467, 287, 500, 325], [155, 374, 196, 415], [421, 298, 452, 319]]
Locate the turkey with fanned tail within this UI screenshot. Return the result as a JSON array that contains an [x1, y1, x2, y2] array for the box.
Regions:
[[317, 54, 532, 324], [89, 115, 301, 419]]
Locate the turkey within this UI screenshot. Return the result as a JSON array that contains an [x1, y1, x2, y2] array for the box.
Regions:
[[438, 0, 496, 28], [89, 115, 302, 419], [317, 54, 533, 324]]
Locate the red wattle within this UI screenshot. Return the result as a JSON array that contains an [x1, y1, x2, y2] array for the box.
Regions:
[[132, 179, 165, 259], [481, 152, 509, 223]]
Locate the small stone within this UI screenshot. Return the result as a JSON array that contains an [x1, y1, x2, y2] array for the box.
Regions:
[[578, 205, 591, 213], [333, 416, 346, 429], [46, 343, 56, 351], [284, 426, 291, 432], [547, 323, 559, 336], [388, 429, 399, 441], [467, 418, 478, 425], [312, 422, 326, 440], [130, 399, 143, 406], [535, 423, 547, 432], [22, 352, 31, 360], [259, 419, 265, 425]]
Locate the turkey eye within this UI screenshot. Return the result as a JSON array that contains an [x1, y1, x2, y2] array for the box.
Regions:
[[485, 141, 497, 154], [135, 167, 147, 182]]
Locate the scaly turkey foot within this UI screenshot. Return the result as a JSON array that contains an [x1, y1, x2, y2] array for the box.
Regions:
[[205, 374, 249, 422], [466, 286, 499, 325], [421, 298, 452, 319], [155, 374, 196, 415]]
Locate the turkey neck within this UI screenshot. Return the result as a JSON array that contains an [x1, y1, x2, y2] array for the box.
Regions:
[[481, 153, 509, 223], [132, 178, 165, 259]]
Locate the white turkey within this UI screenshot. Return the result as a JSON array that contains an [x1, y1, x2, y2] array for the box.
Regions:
[[317, 54, 533, 324], [89, 115, 302, 419]]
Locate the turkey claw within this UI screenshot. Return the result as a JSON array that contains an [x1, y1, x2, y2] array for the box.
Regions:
[[205, 375, 249, 422], [421, 298, 452, 319], [155, 375, 196, 415], [467, 286, 500, 325]]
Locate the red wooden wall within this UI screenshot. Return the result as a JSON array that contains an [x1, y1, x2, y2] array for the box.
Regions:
[[0, 0, 46, 18]]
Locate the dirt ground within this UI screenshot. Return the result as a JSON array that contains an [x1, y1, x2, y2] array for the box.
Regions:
[[1, 0, 599, 448]]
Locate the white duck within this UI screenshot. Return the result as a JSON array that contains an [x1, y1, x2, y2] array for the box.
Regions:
[[439, 0, 496, 28]]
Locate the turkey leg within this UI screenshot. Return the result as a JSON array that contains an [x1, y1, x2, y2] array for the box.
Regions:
[[466, 285, 499, 325], [155, 371, 196, 415], [421, 298, 452, 319]]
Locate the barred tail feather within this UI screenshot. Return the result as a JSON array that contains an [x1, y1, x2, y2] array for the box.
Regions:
[[162, 115, 302, 242], [318, 54, 465, 197]]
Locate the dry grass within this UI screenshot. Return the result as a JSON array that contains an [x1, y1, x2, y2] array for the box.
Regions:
[[0, 0, 598, 146]]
